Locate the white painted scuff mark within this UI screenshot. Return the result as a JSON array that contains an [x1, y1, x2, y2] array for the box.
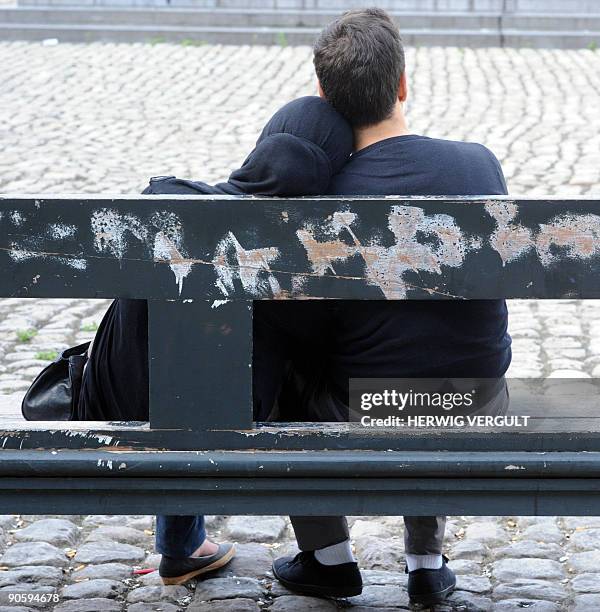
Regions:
[[9, 211, 24, 225], [504, 464, 526, 471], [61, 257, 87, 270], [91, 208, 149, 258], [211, 299, 228, 309], [485, 200, 534, 265], [9, 248, 37, 262], [153, 231, 193, 296], [213, 231, 281, 297], [486, 202, 600, 266], [48, 223, 77, 240], [64, 431, 114, 445], [96, 459, 113, 470], [8, 247, 87, 270], [536, 214, 600, 265], [298, 206, 475, 298], [118, 462, 127, 470]]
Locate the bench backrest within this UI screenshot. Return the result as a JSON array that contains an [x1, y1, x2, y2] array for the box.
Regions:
[[1, 195, 599, 452]]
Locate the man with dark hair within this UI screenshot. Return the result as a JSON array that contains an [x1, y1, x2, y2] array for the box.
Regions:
[[272, 8, 511, 606]]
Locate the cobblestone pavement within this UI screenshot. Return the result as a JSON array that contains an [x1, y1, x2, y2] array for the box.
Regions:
[[1, 41, 600, 611]]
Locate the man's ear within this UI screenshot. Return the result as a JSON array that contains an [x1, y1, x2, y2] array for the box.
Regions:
[[317, 80, 326, 100], [398, 72, 408, 103]]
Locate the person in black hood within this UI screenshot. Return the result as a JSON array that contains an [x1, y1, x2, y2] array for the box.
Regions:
[[77, 96, 353, 585]]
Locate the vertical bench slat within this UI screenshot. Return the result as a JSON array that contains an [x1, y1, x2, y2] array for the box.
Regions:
[[148, 299, 253, 430]]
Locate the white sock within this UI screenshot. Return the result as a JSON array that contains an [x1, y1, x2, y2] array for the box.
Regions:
[[405, 553, 443, 571], [314, 539, 355, 566]]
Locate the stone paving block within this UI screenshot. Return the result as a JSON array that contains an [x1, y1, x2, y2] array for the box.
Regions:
[[225, 516, 286, 543], [568, 550, 600, 573], [572, 594, 600, 611], [74, 541, 146, 564], [451, 539, 487, 561], [138, 569, 164, 586], [444, 590, 493, 611], [0, 517, 17, 530], [61, 578, 127, 599], [85, 526, 150, 546], [449, 559, 483, 575], [211, 543, 273, 579], [193, 576, 267, 601], [464, 522, 507, 546], [127, 603, 181, 612], [492, 578, 568, 602], [354, 536, 405, 570], [361, 569, 406, 587], [456, 574, 492, 594], [13, 519, 79, 547], [82, 515, 140, 528], [571, 572, 600, 593], [350, 518, 399, 540], [519, 522, 563, 544], [53, 598, 122, 612], [346, 584, 410, 609], [269, 596, 337, 611], [568, 527, 600, 551], [563, 517, 600, 530], [126, 585, 189, 604], [0, 542, 69, 568], [492, 558, 564, 582], [492, 601, 560, 612], [71, 562, 133, 581], [494, 540, 562, 560], [188, 597, 259, 612], [0, 565, 63, 587]]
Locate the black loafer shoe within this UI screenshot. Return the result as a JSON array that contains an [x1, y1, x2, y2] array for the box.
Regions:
[[272, 551, 363, 598], [159, 542, 236, 585], [406, 555, 456, 605]]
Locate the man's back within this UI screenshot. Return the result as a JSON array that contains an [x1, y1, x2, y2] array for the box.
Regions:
[[327, 135, 512, 392], [330, 135, 507, 197]]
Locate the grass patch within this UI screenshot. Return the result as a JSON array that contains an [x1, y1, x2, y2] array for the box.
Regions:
[[81, 322, 99, 332], [588, 41, 598, 52], [35, 350, 58, 361], [181, 38, 206, 47], [149, 36, 166, 45], [16, 329, 37, 343], [276, 32, 288, 47]]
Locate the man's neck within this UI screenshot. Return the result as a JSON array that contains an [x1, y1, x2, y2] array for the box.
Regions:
[[354, 106, 411, 151]]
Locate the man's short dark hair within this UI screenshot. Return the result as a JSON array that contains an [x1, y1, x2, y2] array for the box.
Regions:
[[313, 8, 405, 127]]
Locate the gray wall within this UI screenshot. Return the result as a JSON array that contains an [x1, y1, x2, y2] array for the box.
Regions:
[[15, 0, 600, 11]]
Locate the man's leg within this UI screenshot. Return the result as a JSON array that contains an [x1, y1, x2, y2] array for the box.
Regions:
[[404, 516, 445, 570], [273, 516, 362, 597], [404, 515, 456, 604], [291, 516, 349, 550], [156, 516, 235, 585]]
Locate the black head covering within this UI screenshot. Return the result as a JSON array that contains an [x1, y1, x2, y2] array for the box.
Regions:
[[144, 96, 353, 197], [257, 96, 353, 175]]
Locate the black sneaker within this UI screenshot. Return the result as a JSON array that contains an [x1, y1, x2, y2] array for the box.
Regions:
[[159, 542, 235, 585], [406, 555, 456, 605], [272, 551, 363, 598]]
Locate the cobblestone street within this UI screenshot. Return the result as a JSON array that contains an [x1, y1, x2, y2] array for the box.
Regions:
[[1, 41, 600, 611]]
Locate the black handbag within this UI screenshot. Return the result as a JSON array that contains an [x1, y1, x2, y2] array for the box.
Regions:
[[21, 342, 90, 421]]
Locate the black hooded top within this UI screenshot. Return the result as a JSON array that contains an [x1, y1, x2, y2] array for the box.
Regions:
[[78, 97, 353, 420], [142, 96, 353, 197]]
